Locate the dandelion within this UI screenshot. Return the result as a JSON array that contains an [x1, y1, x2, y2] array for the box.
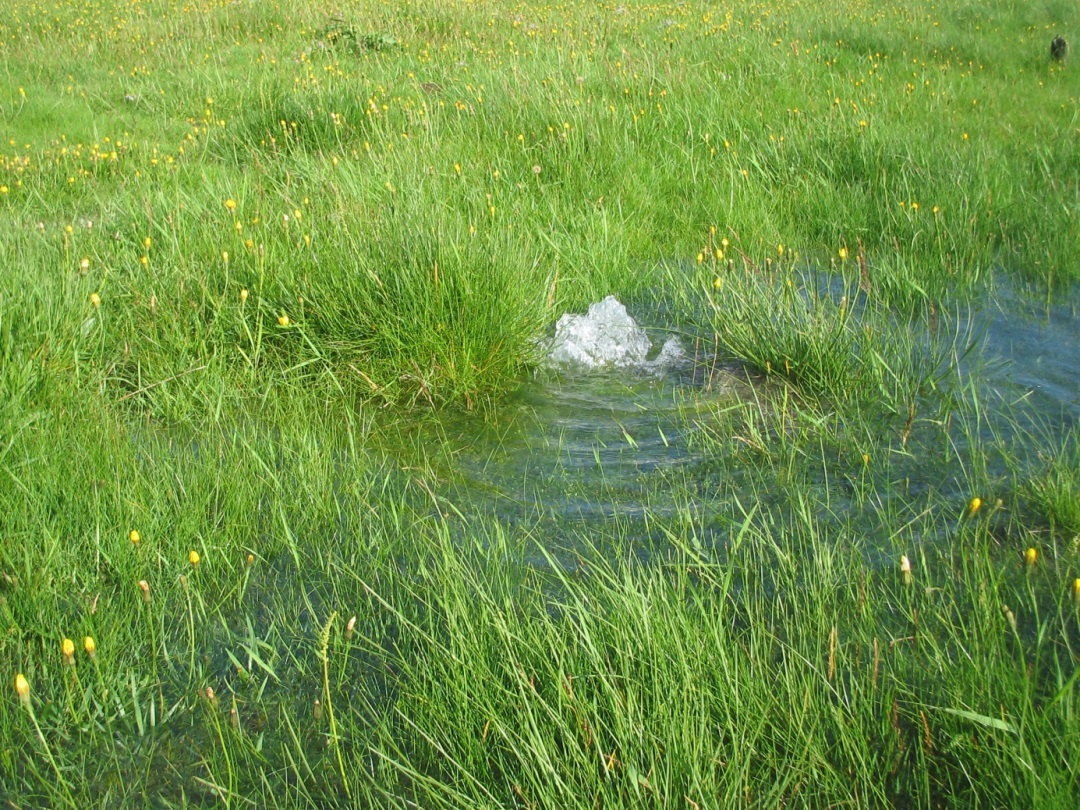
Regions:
[[713, 276, 722, 291], [143, 237, 152, 249], [967, 497, 982, 517], [129, 529, 140, 545], [62, 638, 75, 666], [532, 164, 541, 175], [862, 453, 870, 465], [1025, 547, 1037, 566], [777, 244, 786, 257], [15, 673, 30, 707], [245, 553, 255, 565], [277, 314, 290, 327], [138, 579, 151, 603], [189, 550, 201, 566], [839, 246, 849, 261], [83, 636, 96, 658], [221, 251, 229, 264], [224, 198, 237, 211], [697, 253, 704, 264], [900, 555, 913, 586], [80, 258, 90, 272], [1073, 578, 1080, 602], [240, 288, 249, 302], [90, 292, 101, 307]]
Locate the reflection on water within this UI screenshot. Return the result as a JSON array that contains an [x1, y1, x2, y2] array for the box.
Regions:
[[983, 287, 1080, 424]]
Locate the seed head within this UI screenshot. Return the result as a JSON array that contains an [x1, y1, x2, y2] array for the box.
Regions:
[[900, 555, 913, 586]]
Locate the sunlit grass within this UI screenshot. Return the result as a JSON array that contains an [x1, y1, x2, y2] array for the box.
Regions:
[[2, 0, 1079, 806]]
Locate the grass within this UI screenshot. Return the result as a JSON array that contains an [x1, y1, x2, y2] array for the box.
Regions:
[[2, 0, 1079, 806]]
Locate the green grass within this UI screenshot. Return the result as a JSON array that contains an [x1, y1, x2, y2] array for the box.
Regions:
[[2, 0, 1080, 806]]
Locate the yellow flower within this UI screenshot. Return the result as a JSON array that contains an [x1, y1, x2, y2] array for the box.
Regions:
[[1073, 578, 1080, 602], [967, 497, 982, 517], [277, 314, 290, 327], [240, 288, 249, 302], [90, 292, 101, 308], [84, 636, 96, 658], [838, 247, 849, 261], [62, 637, 75, 665], [189, 550, 201, 566], [713, 276, 722, 291], [15, 673, 30, 706], [143, 237, 152, 249], [1025, 547, 1037, 566], [224, 198, 237, 211], [129, 529, 140, 545], [80, 258, 90, 271], [221, 251, 229, 264]]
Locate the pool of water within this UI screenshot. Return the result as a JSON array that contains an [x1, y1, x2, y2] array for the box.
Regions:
[[383, 282, 1080, 569]]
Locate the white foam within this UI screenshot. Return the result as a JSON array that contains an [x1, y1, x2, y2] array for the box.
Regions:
[[547, 296, 683, 371]]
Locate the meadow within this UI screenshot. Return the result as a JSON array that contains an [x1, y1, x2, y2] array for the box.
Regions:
[[1, 0, 1079, 806]]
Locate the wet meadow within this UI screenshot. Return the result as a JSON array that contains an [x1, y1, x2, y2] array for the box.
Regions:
[[1, 0, 1079, 806]]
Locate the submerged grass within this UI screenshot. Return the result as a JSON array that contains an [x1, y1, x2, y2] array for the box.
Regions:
[[2, 0, 1080, 806]]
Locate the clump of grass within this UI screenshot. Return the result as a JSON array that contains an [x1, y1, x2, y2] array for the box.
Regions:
[[1023, 429, 1080, 538], [685, 258, 966, 415]]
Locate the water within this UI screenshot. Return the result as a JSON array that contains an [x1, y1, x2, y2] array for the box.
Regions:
[[546, 295, 685, 372], [397, 287, 1080, 569], [982, 287, 1080, 424]]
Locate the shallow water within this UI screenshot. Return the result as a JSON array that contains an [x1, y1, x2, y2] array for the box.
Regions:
[[392, 284, 1080, 569]]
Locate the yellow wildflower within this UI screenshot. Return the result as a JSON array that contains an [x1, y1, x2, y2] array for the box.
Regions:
[[15, 673, 30, 707]]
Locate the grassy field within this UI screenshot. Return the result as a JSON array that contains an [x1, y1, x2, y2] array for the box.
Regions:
[[2, 0, 1079, 806]]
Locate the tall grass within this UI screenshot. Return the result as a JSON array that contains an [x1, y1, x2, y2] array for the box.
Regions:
[[2, 0, 1079, 806]]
